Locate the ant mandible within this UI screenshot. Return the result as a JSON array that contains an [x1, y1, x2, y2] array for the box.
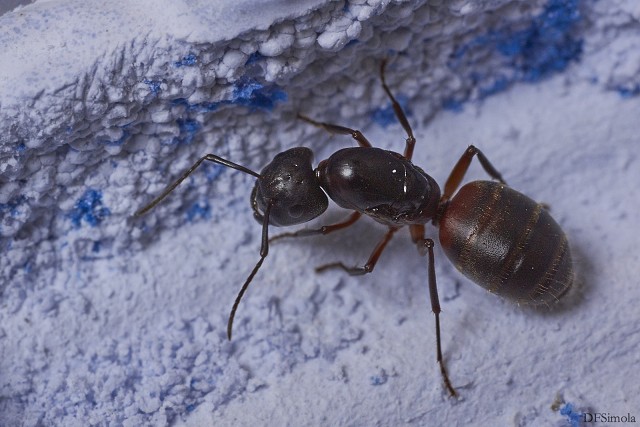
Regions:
[[135, 60, 573, 397]]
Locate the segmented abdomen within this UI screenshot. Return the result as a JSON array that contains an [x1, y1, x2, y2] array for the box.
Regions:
[[439, 181, 573, 306]]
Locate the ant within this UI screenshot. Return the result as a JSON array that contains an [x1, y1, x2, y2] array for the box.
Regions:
[[135, 60, 573, 397]]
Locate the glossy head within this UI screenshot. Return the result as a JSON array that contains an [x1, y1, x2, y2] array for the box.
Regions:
[[252, 147, 328, 226]]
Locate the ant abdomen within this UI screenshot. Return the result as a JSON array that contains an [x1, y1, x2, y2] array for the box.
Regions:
[[438, 181, 573, 306]]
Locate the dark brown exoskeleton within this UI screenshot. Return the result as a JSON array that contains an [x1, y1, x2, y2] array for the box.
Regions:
[[135, 60, 573, 397]]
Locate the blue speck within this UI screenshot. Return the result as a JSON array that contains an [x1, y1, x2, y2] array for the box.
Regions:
[[0, 195, 27, 218], [186, 404, 196, 412], [231, 77, 287, 111], [171, 119, 201, 145], [92, 241, 101, 252], [174, 53, 197, 67], [442, 97, 465, 112], [370, 94, 412, 128], [68, 189, 111, 228], [170, 77, 286, 114], [560, 403, 584, 427], [245, 52, 264, 65], [345, 39, 360, 48], [16, 142, 26, 153], [617, 83, 640, 98], [144, 79, 162, 95], [171, 98, 219, 113], [185, 201, 211, 222], [370, 376, 386, 386], [369, 370, 388, 386]]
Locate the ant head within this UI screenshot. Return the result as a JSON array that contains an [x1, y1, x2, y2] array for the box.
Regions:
[[252, 147, 328, 226]]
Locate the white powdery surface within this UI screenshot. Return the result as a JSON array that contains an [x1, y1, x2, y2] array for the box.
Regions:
[[183, 77, 640, 426], [0, 0, 639, 426]]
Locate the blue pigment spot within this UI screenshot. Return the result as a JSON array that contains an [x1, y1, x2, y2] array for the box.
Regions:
[[171, 98, 219, 113], [185, 201, 211, 222], [0, 195, 27, 218], [345, 39, 360, 48], [174, 53, 197, 67], [369, 370, 388, 386], [245, 52, 264, 65], [442, 97, 466, 112], [171, 77, 286, 114], [144, 79, 162, 95], [370, 94, 412, 128], [370, 375, 386, 386], [448, 0, 583, 109], [171, 119, 201, 145], [231, 77, 288, 110], [617, 83, 640, 98], [560, 403, 584, 427], [16, 142, 26, 153], [68, 189, 111, 228]]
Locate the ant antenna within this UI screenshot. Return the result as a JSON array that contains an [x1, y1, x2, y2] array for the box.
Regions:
[[227, 200, 273, 340], [134, 153, 261, 217], [133, 152, 274, 341]]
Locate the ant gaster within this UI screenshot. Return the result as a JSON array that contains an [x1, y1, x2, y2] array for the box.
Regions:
[[135, 60, 573, 397]]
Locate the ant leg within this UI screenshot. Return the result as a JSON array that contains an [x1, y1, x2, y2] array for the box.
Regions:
[[316, 226, 399, 275], [270, 211, 361, 242], [227, 200, 273, 340], [380, 59, 416, 160], [443, 145, 506, 200], [410, 224, 457, 397], [135, 154, 260, 217], [297, 113, 372, 148]]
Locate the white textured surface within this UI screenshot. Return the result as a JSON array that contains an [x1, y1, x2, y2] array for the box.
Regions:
[[1, 0, 639, 425]]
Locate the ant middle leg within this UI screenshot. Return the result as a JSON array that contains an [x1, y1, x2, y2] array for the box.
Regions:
[[315, 226, 399, 275], [442, 145, 506, 200], [297, 113, 372, 148], [270, 211, 362, 242], [380, 59, 416, 160]]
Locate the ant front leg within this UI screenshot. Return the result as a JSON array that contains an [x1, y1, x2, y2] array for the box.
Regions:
[[270, 211, 361, 242], [297, 114, 372, 148], [410, 224, 457, 397], [442, 145, 506, 200], [380, 59, 416, 161], [316, 226, 399, 275]]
